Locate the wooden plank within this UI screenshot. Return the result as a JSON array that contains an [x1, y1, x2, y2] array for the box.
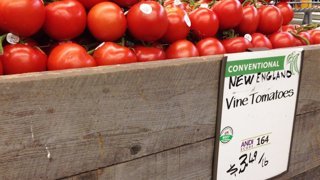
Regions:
[[0, 56, 221, 180], [296, 46, 320, 115], [65, 139, 214, 180], [290, 165, 320, 180], [275, 109, 320, 179]]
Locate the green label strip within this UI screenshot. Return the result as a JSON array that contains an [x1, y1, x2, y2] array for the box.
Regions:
[[225, 56, 285, 77]]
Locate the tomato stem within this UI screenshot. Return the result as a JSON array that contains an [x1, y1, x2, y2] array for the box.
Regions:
[[289, 31, 310, 45], [208, 0, 216, 8], [222, 29, 238, 39], [0, 34, 7, 55], [87, 49, 95, 55], [121, 37, 126, 47]]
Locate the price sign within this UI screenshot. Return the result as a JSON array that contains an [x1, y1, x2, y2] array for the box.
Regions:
[[213, 48, 303, 180]]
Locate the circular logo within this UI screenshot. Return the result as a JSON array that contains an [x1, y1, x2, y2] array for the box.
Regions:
[[220, 126, 233, 144]]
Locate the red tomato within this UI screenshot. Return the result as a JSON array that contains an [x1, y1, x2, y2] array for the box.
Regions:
[[48, 42, 96, 70], [93, 42, 137, 65], [44, 0, 86, 41], [162, 7, 190, 43], [0, 44, 47, 74], [258, 5, 283, 35], [166, 40, 199, 59], [0, 60, 3, 75], [189, 8, 219, 38], [133, 46, 166, 62], [281, 24, 300, 33], [211, 0, 243, 30], [269, 32, 295, 48], [113, 0, 139, 8], [276, 2, 294, 25], [222, 37, 252, 53], [196, 38, 226, 56], [77, 0, 106, 9], [251, 33, 273, 49], [127, 1, 169, 42], [88, 2, 126, 42], [309, 30, 320, 44], [237, 5, 259, 34], [293, 32, 312, 46], [0, 0, 45, 37]]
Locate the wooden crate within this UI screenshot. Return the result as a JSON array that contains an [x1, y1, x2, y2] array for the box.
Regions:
[[0, 45, 319, 180]]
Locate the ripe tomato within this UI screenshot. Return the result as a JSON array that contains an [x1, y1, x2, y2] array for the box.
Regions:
[[281, 24, 300, 33], [127, 1, 169, 42], [44, 0, 86, 41], [237, 5, 259, 34], [77, 0, 106, 9], [0, 44, 47, 74], [251, 33, 273, 49], [196, 38, 225, 56], [93, 42, 137, 65], [269, 32, 295, 48], [189, 8, 219, 38], [293, 32, 311, 46], [0, 0, 45, 37], [222, 37, 252, 53], [162, 7, 190, 43], [309, 30, 320, 44], [276, 2, 294, 25], [113, 0, 139, 8], [133, 46, 166, 62], [48, 42, 96, 70], [88, 2, 126, 42], [258, 5, 283, 35], [166, 40, 199, 59], [211, 0, 243, 30]]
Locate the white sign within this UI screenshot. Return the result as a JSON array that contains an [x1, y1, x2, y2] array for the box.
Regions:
[[214, 48, 303, 180]]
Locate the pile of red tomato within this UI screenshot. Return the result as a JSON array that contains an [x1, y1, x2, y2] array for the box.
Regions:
[[0, 0, 319, 75]]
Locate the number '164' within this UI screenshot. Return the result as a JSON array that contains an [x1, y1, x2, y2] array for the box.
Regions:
[[257, 135, 269, 146]]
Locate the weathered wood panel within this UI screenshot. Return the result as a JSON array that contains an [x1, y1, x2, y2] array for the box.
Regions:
[[296, 46, 320, 115], [65, 139, 214, 180], [0, 57, 221, 180], [68, 110, 320, 180], [275, 110, 320, 179], [290, 165, 320, 180]]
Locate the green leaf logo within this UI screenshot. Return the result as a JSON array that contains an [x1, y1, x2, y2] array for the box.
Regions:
[[286, 52, 300, 75]]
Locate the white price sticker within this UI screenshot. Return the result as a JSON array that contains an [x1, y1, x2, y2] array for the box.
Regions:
[[6, 33, 20, 44], [140, 4, 153, 15], [244, 34, 252, 42], [200, 3, 209, 8], [184, 13, 191, 27], [174, 0, 182, 6]]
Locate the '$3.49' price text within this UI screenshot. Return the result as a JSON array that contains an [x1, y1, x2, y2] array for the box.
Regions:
[[226, 151, 269, 177]]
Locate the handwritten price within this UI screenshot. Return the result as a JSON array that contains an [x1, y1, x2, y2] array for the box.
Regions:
[[226, 151, 269, 176]]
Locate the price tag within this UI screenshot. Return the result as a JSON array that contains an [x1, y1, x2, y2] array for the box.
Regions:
[[213, 48, 303, 180], [140, 4, 152, 15], [6, 33, 20, 44]]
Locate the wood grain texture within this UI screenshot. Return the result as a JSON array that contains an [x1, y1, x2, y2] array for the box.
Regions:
[[275, 110, 320, 179], [65, 110, 320, 180], [65, 139, 214, 180], [0, 56, 221, 180], [296, 46, 320, 115], [290, 165, 320, 180]]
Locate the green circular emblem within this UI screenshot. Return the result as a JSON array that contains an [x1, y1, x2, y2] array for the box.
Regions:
[[220, 126, 233, 144]]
